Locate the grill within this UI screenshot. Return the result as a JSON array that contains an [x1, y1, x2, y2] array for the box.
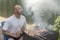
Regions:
[[34, 30, 59, 40], [23, 30, 59, 40]]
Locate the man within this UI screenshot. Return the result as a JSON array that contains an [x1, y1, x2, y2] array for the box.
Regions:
[[2, 5, 26, 40]]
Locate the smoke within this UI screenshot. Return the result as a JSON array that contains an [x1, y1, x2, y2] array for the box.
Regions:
[[22, 0, 60, 30]]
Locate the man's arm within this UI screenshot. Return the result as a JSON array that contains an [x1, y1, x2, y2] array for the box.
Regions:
[[15, 23, 26, 36], [15, 17, 26, 36], [2, 30, 18, 37], [16, 23, 26, 34], [2, 20, 18, 37]]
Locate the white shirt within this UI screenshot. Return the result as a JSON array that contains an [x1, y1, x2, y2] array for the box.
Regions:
[[2, 15, 26, 34]]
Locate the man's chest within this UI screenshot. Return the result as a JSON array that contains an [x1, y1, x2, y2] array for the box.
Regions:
[[10, 19, 25, 28]]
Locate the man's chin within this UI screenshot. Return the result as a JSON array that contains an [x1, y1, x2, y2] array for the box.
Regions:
[[17, 13, 22, 15], [18, 14, 21, 16]]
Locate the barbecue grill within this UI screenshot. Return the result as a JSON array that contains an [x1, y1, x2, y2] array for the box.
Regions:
[[34, 30, 59, 40], [23, 30, 59, 40], [23, 24, 59, 40]]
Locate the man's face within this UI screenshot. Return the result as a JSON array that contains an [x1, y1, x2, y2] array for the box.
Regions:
[[15, 6, 23, 15]]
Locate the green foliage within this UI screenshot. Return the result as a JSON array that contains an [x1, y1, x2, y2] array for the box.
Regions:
[[53, 16, 60, 40], [55, 16, 60, 23], [53, 16, 60, 32]]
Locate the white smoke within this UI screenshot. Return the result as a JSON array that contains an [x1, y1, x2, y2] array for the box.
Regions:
[[22, 0, 60, 30]]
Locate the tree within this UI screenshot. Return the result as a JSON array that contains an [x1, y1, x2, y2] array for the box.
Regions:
[[53, 16, 60, 40]]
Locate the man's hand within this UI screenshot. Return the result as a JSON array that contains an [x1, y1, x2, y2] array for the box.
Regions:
[[2, 30, 20, 38], [15, 31, 20, 37], [14, 31, 23, 38]]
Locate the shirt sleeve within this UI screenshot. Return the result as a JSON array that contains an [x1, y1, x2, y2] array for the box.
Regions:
[[2, 20, 11, 31], [24, 17, 26, 28], [22, 17, 26, 30]]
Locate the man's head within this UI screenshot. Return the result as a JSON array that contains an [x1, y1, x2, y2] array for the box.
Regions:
[[14, 5, 23, 15]]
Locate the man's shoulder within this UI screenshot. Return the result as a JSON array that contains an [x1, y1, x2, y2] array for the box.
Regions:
[[6, 15, 14, 22], [8, 15, 14, 19]]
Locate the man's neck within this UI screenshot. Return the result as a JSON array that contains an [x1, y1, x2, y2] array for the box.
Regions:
[[15, 14, 21, 19]]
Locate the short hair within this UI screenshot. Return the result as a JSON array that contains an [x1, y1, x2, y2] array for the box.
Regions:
[[14, 5, 22, 8]]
